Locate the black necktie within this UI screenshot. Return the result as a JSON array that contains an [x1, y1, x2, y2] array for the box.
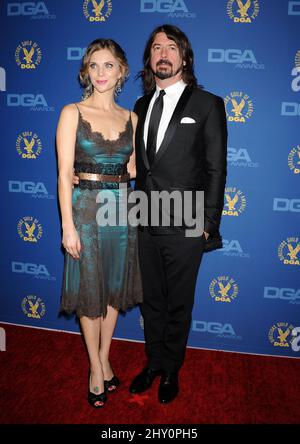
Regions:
[[146, 89, 166, 166]]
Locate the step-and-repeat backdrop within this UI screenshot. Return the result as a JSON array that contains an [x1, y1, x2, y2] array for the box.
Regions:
[[1, 0, 299, 358]]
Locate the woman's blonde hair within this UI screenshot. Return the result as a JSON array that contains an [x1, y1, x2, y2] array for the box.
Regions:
[[79, 38, 129, 100]]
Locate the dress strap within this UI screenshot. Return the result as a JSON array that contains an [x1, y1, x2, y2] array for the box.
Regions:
[[74, 103, 82, 116], [74, 104, 84, 136], [74, 103, 82, 128]]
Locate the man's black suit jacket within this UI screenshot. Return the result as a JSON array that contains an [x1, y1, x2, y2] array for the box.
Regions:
[[133, 85, 227, 252]]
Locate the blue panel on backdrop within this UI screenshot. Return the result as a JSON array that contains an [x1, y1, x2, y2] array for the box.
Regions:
[[1, 0, 299, 358]]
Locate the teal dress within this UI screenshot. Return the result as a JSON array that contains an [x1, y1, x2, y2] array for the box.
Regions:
[[60, 106, 143, 318]]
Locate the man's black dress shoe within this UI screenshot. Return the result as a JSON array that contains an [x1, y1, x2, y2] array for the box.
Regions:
[[129, 367, 161, 394], [158, 371, 179, 403]]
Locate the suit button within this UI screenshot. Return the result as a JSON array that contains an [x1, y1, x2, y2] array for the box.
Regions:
[[147, 171, 152, 176]]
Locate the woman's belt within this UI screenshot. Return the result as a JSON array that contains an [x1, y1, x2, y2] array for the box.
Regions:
[[77, 172, 130, 183]]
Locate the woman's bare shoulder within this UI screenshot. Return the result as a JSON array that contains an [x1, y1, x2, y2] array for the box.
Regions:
[[58, 104, 80, 124]]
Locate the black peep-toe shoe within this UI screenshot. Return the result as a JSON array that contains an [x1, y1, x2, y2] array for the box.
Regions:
[[88, 370, 107, 408], [104, 375, 120, 393], [88, 390, 107, 408]]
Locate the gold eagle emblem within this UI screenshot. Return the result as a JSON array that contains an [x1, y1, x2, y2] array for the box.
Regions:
[[91, 0, 105, 16], [23, 47, 35, 64], [287, 243, 300, 260], [277, 328, 290, 343], [24, 222, 36, 238], [23, 138, 35, 154], [28, 300, 39, 315], [231, 98, 246, 117], [236, 0, 251, 18], [225, 193, 239, 211], [218, 282, 231, 297]]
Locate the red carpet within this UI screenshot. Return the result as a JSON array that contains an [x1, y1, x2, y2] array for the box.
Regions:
[[1, 323, 300, 424]]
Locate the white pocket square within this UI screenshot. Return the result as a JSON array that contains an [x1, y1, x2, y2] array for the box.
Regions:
[[180, 117, 196, 124]]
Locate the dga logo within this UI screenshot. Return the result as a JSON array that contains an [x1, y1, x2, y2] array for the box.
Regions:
[[22, 295, 46, 319], [218, 239, 250, 258], [15, 41, 42, 69], [227, 0, 259, 23], [16, 131, 42, 158], [0, 67, 6, 92], [264, 287, 300, 304], [278, 237, 300, 265], [7, 2, 56, 19], [192, 321, 242, 340], [223, 187, 246, 216], [228, 147, 258, 168], [9, 181, 54, 199], [288, 1, 300, 15], [224, 92, 254, 122], [208, 49, 264, 70], [288, 145, 300, 174], [67, 47, 86, 61], [12, 261, 56, 281], [273, 198, 300, 212], [209, 276, 239, 303], [17, 216, 43, 242], [140, 0, 196, 18], [83, 0, 112, 22], [7, 94, 54, 111], [268, 322, 295, 348]]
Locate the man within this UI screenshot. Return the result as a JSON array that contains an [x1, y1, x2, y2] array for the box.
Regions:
[[129, 24, 227, 403]]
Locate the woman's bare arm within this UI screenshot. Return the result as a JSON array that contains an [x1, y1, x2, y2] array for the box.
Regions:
[[127, 111, 138, 179], [56, 104, 81, 258]]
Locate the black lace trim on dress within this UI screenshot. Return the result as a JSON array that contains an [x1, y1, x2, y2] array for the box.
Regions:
[[75, 105, 133, 155], [74, 161, 127, 175], [75, 180, 131, 190]]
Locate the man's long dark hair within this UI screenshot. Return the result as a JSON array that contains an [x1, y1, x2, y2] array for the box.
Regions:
[[138, 24, 198, 94]]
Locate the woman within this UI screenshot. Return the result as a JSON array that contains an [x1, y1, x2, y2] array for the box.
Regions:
[[56, 39, 142, 408]]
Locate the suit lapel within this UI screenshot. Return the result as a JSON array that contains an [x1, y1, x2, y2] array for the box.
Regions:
[[136, 92, 155, 170], [152, 86, 193, 166]]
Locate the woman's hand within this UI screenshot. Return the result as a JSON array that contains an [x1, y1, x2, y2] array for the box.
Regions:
[[62, 226, 81, 259], [72, 173, 79, 186]]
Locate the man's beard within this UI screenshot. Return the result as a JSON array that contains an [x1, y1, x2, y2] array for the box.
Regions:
[[153, 61, 182, 80], [155, 69, 173, 80]]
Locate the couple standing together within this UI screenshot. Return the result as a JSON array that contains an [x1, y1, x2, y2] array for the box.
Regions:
[[56, 24, 227, 408]]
